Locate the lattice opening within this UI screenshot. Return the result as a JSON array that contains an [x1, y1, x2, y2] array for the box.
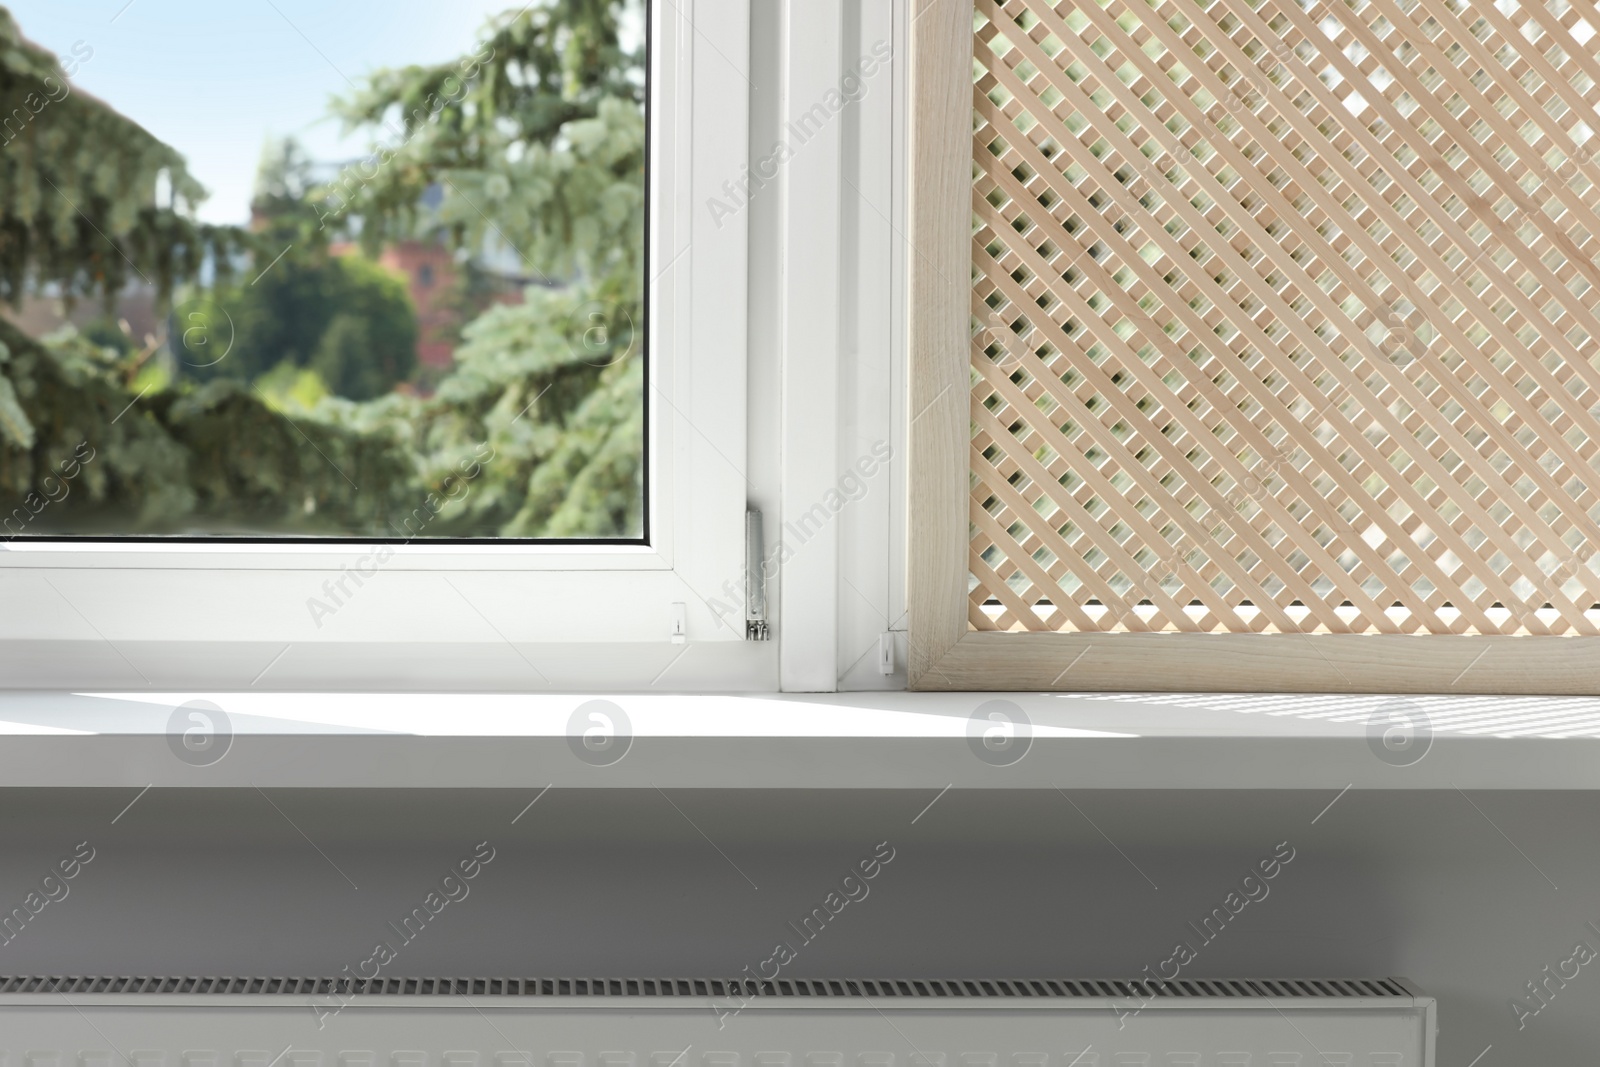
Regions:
[[968, 0, 1600, 636]]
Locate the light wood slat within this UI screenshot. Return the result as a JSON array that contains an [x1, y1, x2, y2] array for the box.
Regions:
[[969, 103, 1485, 631], [993, 0, 1597, 628], [925, 631, 1600, 694], [1152, 0, 1587, 614], [966, 58, 1542, 633], [1503, 0, 1600, 111], [969, 542, 1052, 632], [971, 167, 1445, 631], [1365, 11, 1600, 287], [970, 17, 1562, 631], [1088, 0, 1600, 617], [971, 433, 1197, 632], [1245, 1, 1600, 389], [971, 389, 1272, 630], [1171, 6, 1600, 566], [971, 212, 1380, 633], [1133, 0, 1600, 555], [1255, 0, 1600, 347], [962, 0, 1600, 640], [1184, 0, 1600, 601], [970, 438, 1171, 631], [968, 250, 1334, 632], [906, 0, 974, 688], [966, 449, 1131, 632]]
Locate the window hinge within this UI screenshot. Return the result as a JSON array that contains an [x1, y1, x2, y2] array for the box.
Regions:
[[745, 508, 770, 641]]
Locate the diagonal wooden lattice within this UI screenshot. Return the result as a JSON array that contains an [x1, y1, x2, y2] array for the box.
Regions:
[[969, 0, 1600, 637]]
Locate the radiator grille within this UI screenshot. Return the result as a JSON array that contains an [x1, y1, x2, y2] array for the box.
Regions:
[[967, 0, 1600, 638], [0, 976, 1411, 999]]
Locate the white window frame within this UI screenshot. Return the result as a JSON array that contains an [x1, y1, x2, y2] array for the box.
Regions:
[[0, 0, 754, 660]]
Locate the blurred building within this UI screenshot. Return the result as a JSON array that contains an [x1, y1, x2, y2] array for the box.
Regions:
[[339, 239, 528, 371], [2, 283, 162, 348]]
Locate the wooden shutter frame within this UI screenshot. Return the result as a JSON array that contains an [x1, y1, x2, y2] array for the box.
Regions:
[[905, 0, 1600, 694], [908, 0, 976, 689]]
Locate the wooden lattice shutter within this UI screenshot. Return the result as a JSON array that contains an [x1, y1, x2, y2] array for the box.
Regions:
[[909, 0, 1600, 691]]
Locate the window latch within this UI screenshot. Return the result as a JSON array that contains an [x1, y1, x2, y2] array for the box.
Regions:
[[745, 508, 770, 641]]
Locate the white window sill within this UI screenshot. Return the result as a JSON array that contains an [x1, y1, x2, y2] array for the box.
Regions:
[[0, 691, 1594, 789]]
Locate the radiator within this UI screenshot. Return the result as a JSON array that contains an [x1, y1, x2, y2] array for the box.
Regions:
[[0, 975, 1435, 1065]]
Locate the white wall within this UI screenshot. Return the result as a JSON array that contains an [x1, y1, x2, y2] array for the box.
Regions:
[[1, 788, 1593, 1059]]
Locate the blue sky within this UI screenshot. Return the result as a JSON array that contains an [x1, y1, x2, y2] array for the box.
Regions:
[[6, 1, 522, 222]]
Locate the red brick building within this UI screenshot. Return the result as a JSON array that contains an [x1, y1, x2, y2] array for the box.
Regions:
[[332, 239, 528, 372], [372, 241, 459, 369]]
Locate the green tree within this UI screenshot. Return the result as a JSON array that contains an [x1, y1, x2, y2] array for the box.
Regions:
[[0, 11, 412, 535], [187, 247, 418, 400], [0, 9, 247, 305], [311, 275, 420, 402], [315, 0, 648, 537], [178, 137, 418, 400], [1, 2, 646, 539], [248, 135, 321, 248]]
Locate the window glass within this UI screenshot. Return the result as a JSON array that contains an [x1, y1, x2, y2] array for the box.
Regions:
[[0, 0, 646, 542]]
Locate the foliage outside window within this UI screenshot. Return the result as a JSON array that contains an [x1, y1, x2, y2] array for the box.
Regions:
[[0, 0, 645, 541]]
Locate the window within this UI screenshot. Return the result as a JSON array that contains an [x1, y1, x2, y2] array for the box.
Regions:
[[2, 1, 646, 543], [1, 0, 765, 683]]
